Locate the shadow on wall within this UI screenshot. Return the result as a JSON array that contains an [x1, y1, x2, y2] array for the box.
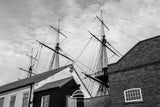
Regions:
[[84, 95, 111, 107], [67, 95, 111, 107]]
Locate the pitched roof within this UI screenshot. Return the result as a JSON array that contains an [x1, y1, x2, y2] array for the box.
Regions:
[[0, 64, 71, 94], [109, 35, 160, 72], [35, 77, 74, 92]]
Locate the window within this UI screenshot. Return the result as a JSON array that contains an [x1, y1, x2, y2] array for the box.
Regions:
[[41, 95, 50, 107], [124, 88, 143, 103], [0, 97, 5, 107], [9, 95, 16, 107], [22, 92, 29, 107]]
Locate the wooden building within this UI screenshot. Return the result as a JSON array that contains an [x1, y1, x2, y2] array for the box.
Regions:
[[108, 35, 160, 107], [0, 64, 71, 107], [33, 77, 79, 107]]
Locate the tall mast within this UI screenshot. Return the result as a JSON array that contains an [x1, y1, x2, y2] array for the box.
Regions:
[[19, 48, 37, 78], [86, 11, 121, 96], [55, 18, 60, 68], [96, 10, 109, 96], [49, 18, 61, 70], [28, 48, 33, 77], [100, 10, 108, 69]]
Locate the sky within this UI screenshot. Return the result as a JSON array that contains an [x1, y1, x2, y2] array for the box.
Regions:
[[0, 0, 160, 88]]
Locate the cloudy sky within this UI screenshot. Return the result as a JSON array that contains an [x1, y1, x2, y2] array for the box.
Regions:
[[0, 0, 160, 86]]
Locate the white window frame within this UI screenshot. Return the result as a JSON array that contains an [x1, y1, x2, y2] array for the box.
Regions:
[[124, 88, 143, 103], [0, 96, 5, 107], [22, 91, 29, 107], [41, 95, 50, 107], [9, 94, 16, 107]]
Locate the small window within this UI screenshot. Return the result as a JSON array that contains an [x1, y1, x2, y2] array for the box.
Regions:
[[22, 92, 29, 107], [9, 95, 16, 107], [124, 88, 143, 103], [41, 95, 50, 107], [0, 97, 5, 107]]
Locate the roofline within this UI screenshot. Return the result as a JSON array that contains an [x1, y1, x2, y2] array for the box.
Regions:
[[116, 42, 139, 64], [0, 64, 72, 93], [116, 35, 160, 64], [107, 35, 160, 73], [34, 76, 74, 93], [0, 83, 34, 94], [140, 35, 160, 43], [34, 87, 60, 93]]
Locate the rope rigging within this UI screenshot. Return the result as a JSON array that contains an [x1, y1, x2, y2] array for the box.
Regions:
[[105, 12, 160, 30], [76, 37, 93, 60], [60, 49, 95, 73], [104, 21, 140, 41], [31, 10, 150, 96]]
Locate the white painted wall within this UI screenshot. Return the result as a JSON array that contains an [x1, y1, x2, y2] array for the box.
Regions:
[[0, 86, 30, 107], [0, 75, 55, 107], [0, 73, 65, 107]]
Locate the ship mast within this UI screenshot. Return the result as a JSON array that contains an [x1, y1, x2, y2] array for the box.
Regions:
[[100, 10, 108, 69], [19, 48, 37, 78], [28, 48, 34, 77], [49, 18, 61, 70], [96, 10, 109, 96], [85, 11, 121, 96]]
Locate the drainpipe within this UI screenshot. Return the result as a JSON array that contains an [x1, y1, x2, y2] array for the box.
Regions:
[[28, 83, 34, 107]]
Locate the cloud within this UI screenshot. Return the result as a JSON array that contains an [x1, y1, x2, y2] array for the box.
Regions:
[[0, 0, 159, 89], [0, 40, 29, 84]]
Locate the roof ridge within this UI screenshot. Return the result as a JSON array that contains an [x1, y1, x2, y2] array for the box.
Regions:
[[45, 76, 73, 84], [115, 35, 160, 64], [35, 76, 74, 92], [0, 64, 72, 87], [0, 64, 72, 93], [139, 35, 160, 43], [108, 35, 160, 73]]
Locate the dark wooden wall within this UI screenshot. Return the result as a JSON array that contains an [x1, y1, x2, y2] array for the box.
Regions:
[[33, 79, 79, 107]]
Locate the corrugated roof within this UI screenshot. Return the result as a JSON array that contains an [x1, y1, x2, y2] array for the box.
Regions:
[[109, 35, 160, 72], [35, 77, 74, 92], [0, 64, 71, 94]]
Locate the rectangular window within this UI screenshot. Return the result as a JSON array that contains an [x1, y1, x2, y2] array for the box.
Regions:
[[10, 95, 16, 107], [22, 92, 29, 107], [0, 97, 5, 107], [124, 88, 143, 103], [41, 95, 50, 107]]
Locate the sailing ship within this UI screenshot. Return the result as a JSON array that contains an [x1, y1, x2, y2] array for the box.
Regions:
[[19, 10, 122, 98], [80, 10, 122, 96]]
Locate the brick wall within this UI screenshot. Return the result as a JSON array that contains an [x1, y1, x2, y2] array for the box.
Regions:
[[109, 63, 160, 107], [84, 95, 111, 107]]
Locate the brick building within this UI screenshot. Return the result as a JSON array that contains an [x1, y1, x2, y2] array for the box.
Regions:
[[108, 35, 160, 107]]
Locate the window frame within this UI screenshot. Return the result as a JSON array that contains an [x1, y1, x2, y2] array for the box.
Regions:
[[0, 97, 5, 107], [9, 94, 16, 107], [22, 91, 29, 107], [124, 88, 143, 103], [41, 95, 50, 107]]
